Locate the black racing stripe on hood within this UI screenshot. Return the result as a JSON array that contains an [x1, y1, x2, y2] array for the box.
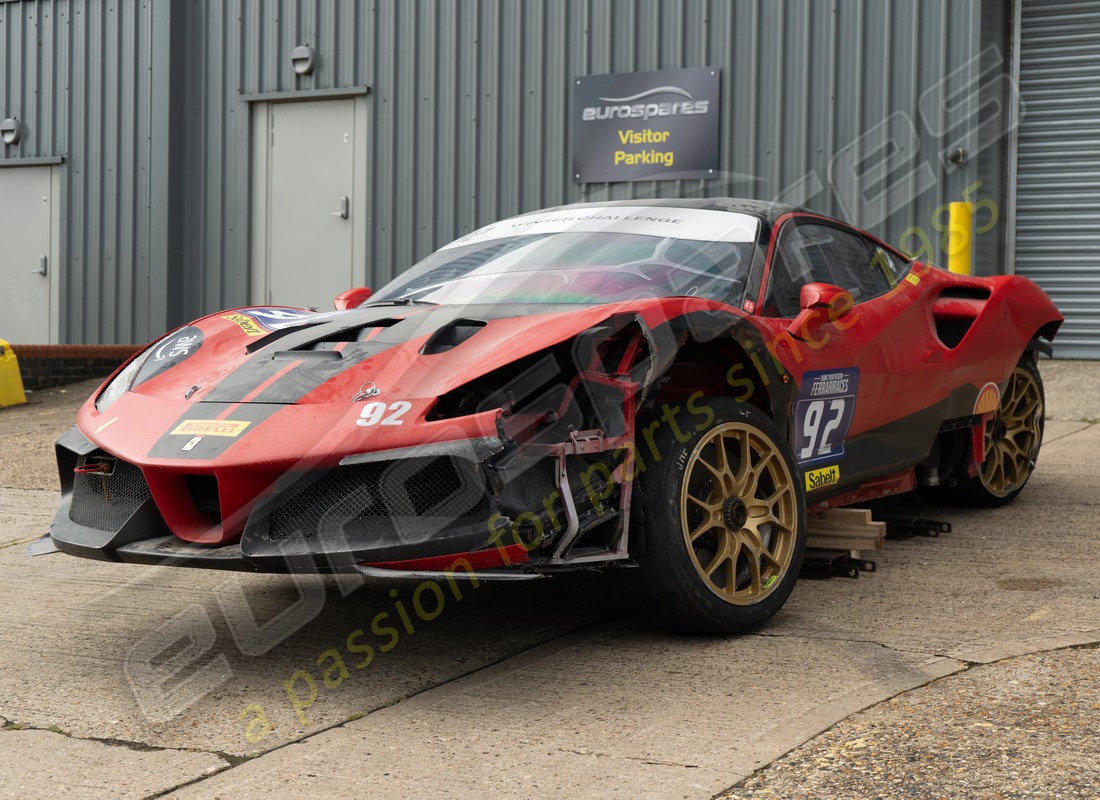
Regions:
[[203, 303, 600, 405], [200, 341, 392, 404], [201, 357, 308, 404], [201, 311, 414, 403], [243, 307, 416, 352], [249, 344, 382, 404], [147, 403, 284, 460]]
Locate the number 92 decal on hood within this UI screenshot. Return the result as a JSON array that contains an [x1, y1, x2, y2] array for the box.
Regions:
[[794, 368, 860, 466]]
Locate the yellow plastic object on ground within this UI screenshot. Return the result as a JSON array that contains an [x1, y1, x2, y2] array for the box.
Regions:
[[947, 201, 973, 276], [0, 339, 27, 407]]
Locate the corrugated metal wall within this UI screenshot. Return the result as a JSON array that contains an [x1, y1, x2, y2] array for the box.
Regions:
[[2, 0, 1001, 342], [169, 0, 254, 324], [1015, 0, 1100, 359], [173, 0, 989, 330], [0, 0, 168, 343]]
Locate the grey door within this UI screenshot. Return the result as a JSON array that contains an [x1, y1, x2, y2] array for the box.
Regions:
[[0, 166, 54, 343], [263, 99, 358, 308]]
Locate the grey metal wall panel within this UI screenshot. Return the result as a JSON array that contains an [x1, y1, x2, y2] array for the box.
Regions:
[[0, 0, 163, 344], [3, 0, 1000, 341], [216, 0, 983, 302], [1015, 0, 1100, 359]]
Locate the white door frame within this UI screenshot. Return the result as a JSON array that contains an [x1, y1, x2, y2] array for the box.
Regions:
[[50, 164, 60, 342], [0, 162, 62, 343], [250, 96, 369, 307]]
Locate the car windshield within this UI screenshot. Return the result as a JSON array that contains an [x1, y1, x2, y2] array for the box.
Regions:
[[369, 206, 761, 306]]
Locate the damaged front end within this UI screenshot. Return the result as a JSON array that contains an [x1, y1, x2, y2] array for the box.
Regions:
[[48, 313, 657, 578], [349, 311, 657, 577]]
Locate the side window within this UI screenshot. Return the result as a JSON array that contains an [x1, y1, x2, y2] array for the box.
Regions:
[[819, 226, 892, 301], [763, 222, 896, 317], [869, 246, 908, 285]]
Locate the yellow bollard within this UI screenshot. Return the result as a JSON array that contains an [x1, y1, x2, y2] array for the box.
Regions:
[[0, 339, 27, 407], [947, 201, 973, 276]]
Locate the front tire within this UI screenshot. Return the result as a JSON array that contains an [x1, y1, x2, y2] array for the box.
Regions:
[[632, 398, 806, 634]]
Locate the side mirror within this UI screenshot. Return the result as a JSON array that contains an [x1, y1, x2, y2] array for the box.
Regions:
[[334, 286, 372, 310], [788, 283, 854, 341]]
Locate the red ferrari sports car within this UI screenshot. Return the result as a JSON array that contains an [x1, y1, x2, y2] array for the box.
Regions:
[[45, 199, 1062, 632]]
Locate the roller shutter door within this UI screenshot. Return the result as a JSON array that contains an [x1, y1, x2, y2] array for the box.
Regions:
[[1016, 0, 1100, 358]]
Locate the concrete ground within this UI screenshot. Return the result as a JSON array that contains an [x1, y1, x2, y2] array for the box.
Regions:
[[0, 360, 1097, 799]]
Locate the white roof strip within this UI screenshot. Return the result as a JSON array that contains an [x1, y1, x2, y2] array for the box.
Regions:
[[443, 205, 760, 249]]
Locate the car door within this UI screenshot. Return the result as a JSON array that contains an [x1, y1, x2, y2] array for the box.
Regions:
[[752, 215, 950, 492]]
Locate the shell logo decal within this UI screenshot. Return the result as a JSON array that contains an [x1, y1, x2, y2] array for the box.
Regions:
[[973, 382, 1001, 415]]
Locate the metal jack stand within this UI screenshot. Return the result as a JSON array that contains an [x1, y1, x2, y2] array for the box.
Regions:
[[801, 508, 885, 580]]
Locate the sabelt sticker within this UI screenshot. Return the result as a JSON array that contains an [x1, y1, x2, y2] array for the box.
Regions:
[[973, 382, 1001, 415], [223, 308, 316, 336], [805, 464, 840, 492], [794, 368, 860, 465], [171, 420, 251, 437], [223, 313, 267, 336]]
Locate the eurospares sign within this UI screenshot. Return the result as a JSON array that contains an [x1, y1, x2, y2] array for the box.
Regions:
[[573, 67, 720, 183]]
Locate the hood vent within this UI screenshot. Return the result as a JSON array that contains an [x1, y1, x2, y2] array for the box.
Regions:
[[420, 319, 487, 355], [248, 319, 402, 354], [354, 319, 403, 343], [245, 322, 324, 353]]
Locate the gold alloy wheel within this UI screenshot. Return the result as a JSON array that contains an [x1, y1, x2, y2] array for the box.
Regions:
[[979, 366, 1044, 497], [680, 422, 798, 605]]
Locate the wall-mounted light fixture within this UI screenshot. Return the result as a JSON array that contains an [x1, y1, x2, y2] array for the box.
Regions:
[[943, 146, 968, 169], [0, 118, 23, 145], [291, 45, 316, 75]]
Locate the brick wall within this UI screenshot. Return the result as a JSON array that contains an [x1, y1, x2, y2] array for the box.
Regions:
[[10, 345, 142, 391]]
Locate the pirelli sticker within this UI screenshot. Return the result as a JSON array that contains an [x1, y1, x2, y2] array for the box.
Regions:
[[171, 420, 251, 437], [805, 465, 840, 492], [223, 313, 267, 336]]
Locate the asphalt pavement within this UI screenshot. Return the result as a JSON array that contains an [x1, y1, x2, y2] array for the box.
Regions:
[[0, 359, 1097, 799]]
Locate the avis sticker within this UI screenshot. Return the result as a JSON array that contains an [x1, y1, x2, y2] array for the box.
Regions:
[[794, 368, 860, 465], [805, 464, 840, 492]]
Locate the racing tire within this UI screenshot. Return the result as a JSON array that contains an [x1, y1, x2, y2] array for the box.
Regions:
[[631, 397, 806, 634], [954, 356, 1046, 507]]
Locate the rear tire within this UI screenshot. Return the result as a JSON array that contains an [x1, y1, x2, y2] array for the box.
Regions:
[[960, 356, 1045, 506], [924, 356, 1046, 508], [631, 397, 806, 634]]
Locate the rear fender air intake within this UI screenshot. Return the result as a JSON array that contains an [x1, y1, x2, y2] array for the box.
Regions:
[[932, 287, 990, 349]]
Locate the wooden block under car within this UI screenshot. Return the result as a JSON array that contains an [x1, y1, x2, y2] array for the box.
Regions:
[[805, 508, 886, 552]]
